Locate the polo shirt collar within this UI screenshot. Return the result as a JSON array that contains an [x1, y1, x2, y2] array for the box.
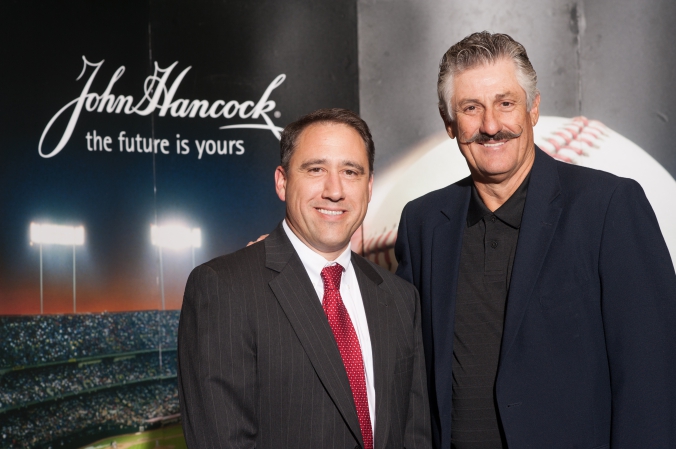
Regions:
[[466, 172, 531, 229]]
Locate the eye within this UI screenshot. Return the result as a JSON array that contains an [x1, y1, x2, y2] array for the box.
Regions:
[[306, 166, 324, 175], [344, 169, 358, 176]]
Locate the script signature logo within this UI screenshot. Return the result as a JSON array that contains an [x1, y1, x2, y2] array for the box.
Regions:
[[39, 56, 285, 158]]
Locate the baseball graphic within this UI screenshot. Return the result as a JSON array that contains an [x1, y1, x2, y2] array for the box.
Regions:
[[362, 116, 676, 271]]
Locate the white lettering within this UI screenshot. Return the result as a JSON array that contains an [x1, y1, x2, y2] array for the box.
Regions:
[[208, 100, 225, 119], [158, 66, 192, 117], [132, 62, 178, 116], [39, 57, 104, 158], [195, 140, 206, 159], [186, 100, 209, 118], [235, 140, 245, 155], [238, 101, 255, 119], [97, 67, 126, 113], [39, 57, 286, 158], [223, 101, 239, 118], [118, 131, 126, 151]]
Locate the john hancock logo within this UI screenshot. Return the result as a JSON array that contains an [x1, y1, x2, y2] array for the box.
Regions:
[[39, 56, 285, 159]]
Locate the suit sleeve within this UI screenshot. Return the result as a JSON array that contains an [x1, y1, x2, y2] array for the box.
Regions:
[[395, 204, 415, 285], [178, 264, 258, 449], [599, 179, 676, 447], [403, 286, 433, 449]]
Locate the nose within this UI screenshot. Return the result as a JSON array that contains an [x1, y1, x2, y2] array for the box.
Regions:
[[480, 106, 502, 137], [322, 170, 344, 202]]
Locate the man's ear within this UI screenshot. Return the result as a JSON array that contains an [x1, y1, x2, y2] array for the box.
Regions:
[[274, 166, 287, 201], [530, 93, 541, 127], [367, 173, 374, 203], [439, 106, 456, 139], [445, 122, 457, 139]]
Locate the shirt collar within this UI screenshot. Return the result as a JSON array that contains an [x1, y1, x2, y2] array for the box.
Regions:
[[282, 219, 352, 283], [466, 172, 531, 229]]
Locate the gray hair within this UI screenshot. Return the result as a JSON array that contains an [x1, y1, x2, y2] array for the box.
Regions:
[[437, 31, 539, 122]]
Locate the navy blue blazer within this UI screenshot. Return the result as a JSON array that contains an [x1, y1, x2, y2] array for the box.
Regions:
[[395, 147, 676, 448]]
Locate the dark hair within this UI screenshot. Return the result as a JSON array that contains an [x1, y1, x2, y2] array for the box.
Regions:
[[280, 108, 374, 173], [438, 31, 539, 122]]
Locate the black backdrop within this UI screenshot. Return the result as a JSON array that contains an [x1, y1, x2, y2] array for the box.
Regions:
[[0, 0, 359, 314]]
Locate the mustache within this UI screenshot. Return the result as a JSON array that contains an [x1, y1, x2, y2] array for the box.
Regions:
[[458, 127, 523, 144]]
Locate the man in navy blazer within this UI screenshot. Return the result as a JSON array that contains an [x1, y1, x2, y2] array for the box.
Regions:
[[395, 31, 676, 448]]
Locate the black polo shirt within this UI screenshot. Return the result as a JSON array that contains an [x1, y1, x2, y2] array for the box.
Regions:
[[451, 175, 530, 449]]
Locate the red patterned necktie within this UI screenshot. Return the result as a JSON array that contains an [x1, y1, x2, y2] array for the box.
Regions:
[[321, 264, 374, 449]]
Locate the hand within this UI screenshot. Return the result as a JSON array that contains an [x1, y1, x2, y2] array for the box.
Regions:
[[247, 234, 269, 246]]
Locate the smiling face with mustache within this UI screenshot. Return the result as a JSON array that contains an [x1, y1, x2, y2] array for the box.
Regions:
[[446, 58, 540, 191]]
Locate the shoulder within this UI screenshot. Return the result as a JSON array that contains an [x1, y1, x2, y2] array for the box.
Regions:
[[353, 255, 421, 326], [402, 175, 472, 217], [353, 253, 417, 297], [189, 240, 268, 285], [552, 159, 644, 205], [555, 159, 623, 189]]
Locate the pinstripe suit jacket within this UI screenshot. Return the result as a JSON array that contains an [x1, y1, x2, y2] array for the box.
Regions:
[[178, 223, 431, 449]]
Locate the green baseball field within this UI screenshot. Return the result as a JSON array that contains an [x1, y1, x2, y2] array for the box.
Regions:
[[80, 425, 187, 449]]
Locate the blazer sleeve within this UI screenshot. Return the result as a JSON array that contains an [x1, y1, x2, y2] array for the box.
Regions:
[[178, 263, 258, 449], [599, 179, 676, 447], [395, 203, 415, 285], [403, 286, 433, 449]]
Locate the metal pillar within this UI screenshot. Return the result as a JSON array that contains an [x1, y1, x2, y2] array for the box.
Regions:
[[39, 244, 43, 314], [159, 246, 165, 311], [73, 244, 77, 313]]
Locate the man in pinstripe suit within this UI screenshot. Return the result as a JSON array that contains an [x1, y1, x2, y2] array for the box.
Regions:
[[178, 108, 431, 449]]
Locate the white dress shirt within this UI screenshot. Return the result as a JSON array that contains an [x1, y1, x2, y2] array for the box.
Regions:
[[282, 220, 376, 432]]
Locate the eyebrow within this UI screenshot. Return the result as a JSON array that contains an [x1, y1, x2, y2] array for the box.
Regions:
[[495, 92, 516, 100], [457, 91, 517, 106], [343, 160, 366, 174], [298, 158, 366, 174], [298, 158, 327, 170], [457, 98, 480, 107]]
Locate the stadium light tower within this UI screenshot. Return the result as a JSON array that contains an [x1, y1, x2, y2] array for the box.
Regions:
[[30, 222, 85, 314], [150, 224, 201, 310]]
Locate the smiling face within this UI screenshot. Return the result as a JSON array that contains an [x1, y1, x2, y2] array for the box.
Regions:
[[446, 58, 540, 186], [275, 122, 373, 260]]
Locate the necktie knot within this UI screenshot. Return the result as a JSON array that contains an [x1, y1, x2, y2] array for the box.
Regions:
[[321, 264, 343, 292]]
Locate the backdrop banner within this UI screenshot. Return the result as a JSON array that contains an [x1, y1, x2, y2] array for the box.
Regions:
[[0, 1, 358, 447], [4, 1, 675, 448]]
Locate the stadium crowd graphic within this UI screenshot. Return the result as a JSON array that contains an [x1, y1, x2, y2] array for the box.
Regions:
[[0, 312, 181, 448], [0, 312, 178, 367], [2, 381, 179, 449], [0, 352, 177, 410]]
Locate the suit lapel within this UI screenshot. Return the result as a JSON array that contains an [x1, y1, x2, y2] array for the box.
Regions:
[[352, 254, 394, 448], [265, 224, 364, 446], [499, 148, 563, 363], [431, 179, 472, 441]]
